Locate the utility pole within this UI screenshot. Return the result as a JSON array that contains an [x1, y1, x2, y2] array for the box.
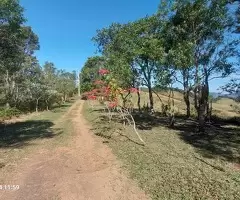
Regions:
[[78, 71, 81, 97]]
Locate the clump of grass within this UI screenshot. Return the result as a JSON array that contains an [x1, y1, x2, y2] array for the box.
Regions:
[[83, 102, 240, 200]]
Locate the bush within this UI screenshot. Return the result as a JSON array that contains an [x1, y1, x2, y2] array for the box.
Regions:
[[0, 107, 22, 120], [81, 93, 88, 100]]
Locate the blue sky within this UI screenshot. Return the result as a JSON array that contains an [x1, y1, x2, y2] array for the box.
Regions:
[[20, 0, 235, 92], [20, 0, 160, 71]]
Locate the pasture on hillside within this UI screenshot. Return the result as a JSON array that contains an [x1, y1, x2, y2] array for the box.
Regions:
[[132, 90, 240, 119], [83, 94, 240, 200]]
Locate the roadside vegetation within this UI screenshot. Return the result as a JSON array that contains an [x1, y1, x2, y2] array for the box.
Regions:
[[81, 0, 240, 199], [1, 0, 240, 199], [0, 0, 77, 121], [0, 100, 74, 180], [83, 100, 240, 200], [0, 0, 78, 175], [81, 0, 240, 131]]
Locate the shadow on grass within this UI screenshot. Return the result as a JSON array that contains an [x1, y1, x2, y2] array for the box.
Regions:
[[178, 125, 240, 163], [91, 114, 146, 146], [0, 120, 62, 148], [132, 112, 240, 163], [94, 109, 240, 163]]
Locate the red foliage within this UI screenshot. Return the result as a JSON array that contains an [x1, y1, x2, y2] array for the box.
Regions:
[[87, 95, 97, 100], [91, 89, 98, 94], [99, 69, 109, 75], [129, 87, 139, 93], [94, 80, 104, 85], [86, 70, 138, 108], [108, 100, 118, 108]]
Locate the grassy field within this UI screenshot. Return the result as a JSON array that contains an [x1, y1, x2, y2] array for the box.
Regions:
[[0, 101, 74, 174], [131, 90, 240, 118], [83, 96, 240, 200]]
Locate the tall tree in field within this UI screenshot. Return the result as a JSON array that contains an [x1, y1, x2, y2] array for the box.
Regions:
[[129, 16, 166, 110], [93, 23, 123, 55], [95, 23, 146, 109], [164, 16, 195, 118], [171, 0, 239, 131], [94, 16, 169, 110]]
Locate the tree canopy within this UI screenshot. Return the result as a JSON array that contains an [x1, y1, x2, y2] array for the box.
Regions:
[[81, 0, 240, 131], [0, 0, 77, 113]]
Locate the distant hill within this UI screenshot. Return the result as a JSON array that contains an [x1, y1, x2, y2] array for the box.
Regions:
[[140, 87, 239, 101], [210, 92, 239, 100]]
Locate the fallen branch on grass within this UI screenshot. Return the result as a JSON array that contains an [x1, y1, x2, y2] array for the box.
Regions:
[[116, 107, 145, 145]]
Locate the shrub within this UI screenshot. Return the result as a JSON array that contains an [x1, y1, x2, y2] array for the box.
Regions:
[[0, 107, 22, 120]]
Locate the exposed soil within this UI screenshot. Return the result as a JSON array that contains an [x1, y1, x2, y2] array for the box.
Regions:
[[0, 100, 149, 200]]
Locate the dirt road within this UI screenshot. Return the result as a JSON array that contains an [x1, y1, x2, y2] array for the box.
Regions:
[[0, 100, 149, 200]]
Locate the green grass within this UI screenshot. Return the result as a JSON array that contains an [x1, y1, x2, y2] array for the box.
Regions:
[[0, 101, 74, 174], [83, 102, 240, 200]]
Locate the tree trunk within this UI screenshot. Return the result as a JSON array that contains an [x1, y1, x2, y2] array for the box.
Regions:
[[194, 55, 207, 132], [198, 102, 206, 132], [148, 85, 154, 110], [137, 90, 141, 112], [197, 85, 208, 132], [120, 92, 131, 108], [169, 88, 175, 127], [5, 70, 10, 108], [209, 99, 213, 121], [194, 55, 199, 112], [36, 99, 39, 112], [184, 90, 191, 118], [204, 66, 210, 122], [46, 100, 49, 111], [182, 69, 191, 118], [64, 94, 67, 102]]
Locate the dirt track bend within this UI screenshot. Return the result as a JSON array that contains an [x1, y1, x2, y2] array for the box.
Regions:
[[0, 100, 149, 200]]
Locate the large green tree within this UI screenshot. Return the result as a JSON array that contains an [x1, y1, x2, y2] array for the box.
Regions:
[[93, 16, 171, 110], [0, 0, 40, 108], [169, 0, 239, 131]]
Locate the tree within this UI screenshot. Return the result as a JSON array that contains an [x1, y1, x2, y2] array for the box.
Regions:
[[80, 56, 105, 93], [165, 32, 195, 117], [93, 16, 170, 110], [56, 70, 76, 102], [0, 0, 39, 108], [0, 1, 77, 115], [0, 0, 25, 107], [222, 79, 240, 101], [21, 61, 45, 112], [42, 62, 58, 110], [168, 0, 238, 131]]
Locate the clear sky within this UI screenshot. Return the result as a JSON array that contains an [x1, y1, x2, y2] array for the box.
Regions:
[[19, 0, 234, 92], [20, 0, 160, 71]]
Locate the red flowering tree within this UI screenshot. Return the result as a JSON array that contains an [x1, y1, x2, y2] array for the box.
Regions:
[[84, 69, 145, 144]]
